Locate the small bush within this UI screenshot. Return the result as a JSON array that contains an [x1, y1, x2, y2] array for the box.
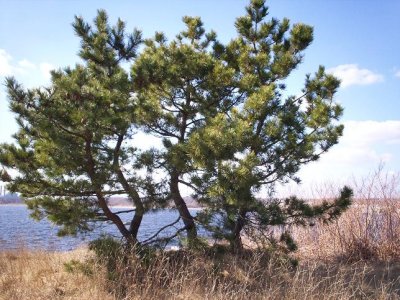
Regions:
[[64, 259, 94, 276]]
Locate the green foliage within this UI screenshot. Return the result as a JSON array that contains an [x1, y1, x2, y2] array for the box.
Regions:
[[181, 0, 350, 251], [26, 196, 99, 236], [0, 0, 352, 254], [64, 259, 94, 276], [131, 13, 241, 241], [0, 10, 151, 242], [89, 235, 126, 281], [89, 235, 124, 261]]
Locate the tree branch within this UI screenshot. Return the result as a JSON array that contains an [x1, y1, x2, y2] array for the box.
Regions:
[[141, 215, 181, 245]]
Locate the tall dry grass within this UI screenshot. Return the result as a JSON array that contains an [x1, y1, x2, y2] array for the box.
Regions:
[[1, 247, 399, 300], [92, 248, 400, 299], [0, 248, 112, 300], [1, 167, 400, 299], [295, 167, 400, 261]]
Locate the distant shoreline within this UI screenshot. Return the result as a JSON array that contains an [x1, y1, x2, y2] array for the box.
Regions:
[[0, 204, 202, 209]]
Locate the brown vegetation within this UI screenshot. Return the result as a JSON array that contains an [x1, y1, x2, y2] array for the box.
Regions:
[[1, 169, 399, 299], [0, 248, 111, 300], [1, 247, 399, 300], [294, 167, 400, 262]]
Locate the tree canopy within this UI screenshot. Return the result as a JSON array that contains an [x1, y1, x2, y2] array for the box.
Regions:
[[0, 0, 352, 253]]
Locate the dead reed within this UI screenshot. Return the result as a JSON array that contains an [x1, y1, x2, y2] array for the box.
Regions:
[[295, 167, 400, 261]]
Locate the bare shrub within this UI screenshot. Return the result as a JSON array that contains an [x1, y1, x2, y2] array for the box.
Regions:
[[295, 166, 400, 261]]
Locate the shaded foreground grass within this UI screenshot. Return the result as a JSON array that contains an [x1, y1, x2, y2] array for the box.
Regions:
[[1, 246, 399, 300]]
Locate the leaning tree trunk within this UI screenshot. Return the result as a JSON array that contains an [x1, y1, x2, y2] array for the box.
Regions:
[[85, 138, 137, 245], [113, 134, 145, 241], [170, 169, 197, 245], [115, 167, 144, 239]]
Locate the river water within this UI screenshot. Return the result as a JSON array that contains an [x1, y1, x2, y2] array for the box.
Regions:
[[0, 205, 200, 251]]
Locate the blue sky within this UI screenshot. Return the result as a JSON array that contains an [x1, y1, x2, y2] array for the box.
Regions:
[[1, 0, 399, 194]]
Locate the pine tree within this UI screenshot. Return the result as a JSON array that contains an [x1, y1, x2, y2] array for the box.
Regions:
[[0, 11, 156, 244], [0, 1, 352, 253], [186, 0, 352, 252], [131, 18, 240, 245]]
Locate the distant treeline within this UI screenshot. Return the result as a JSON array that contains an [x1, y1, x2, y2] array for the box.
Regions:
[[0, 193, 22, 204]]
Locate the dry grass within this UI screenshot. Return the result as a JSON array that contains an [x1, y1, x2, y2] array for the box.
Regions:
[[1, 247, 399, 300], [1, 168, 400, 299], [295, 167, 400, 261], [0, 248, 112, 300], [92, 248, 400, 300]]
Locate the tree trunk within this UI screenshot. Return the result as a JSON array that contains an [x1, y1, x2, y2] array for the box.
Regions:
[[115, 167, 144, 240], [129, 214, 143, 239], [113, 134, 144, 241], [96, 190, 137, 244], [170, 169, 197, 245], [231, 208, 247, 253], [85, 138, 137, 245]]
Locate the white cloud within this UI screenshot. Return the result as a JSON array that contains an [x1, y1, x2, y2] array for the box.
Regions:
[[0, 49, 37, 77], [0, 49, 56, 145], [327, 64, 384, 88], [275, 120, 400, 197], [39, 62, 54, 80], [18, 59, 36, 70], [0, 48, 53, 83], [0, 49, 14, 76], [395, 70, 400, 78], [320, 146, 391, 166], [315, 120, 400, 168], [341, 120, 400, 146], [132, 131, 163, 150]]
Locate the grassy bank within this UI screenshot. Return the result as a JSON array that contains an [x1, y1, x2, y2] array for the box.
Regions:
[[1, 171, 399, 299], [0, 248, 112, 300], [1, 228, 400, 300], [1, 247, 399, 300]]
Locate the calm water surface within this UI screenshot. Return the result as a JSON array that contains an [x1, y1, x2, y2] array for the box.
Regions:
[[0, 205, 199, 251]]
